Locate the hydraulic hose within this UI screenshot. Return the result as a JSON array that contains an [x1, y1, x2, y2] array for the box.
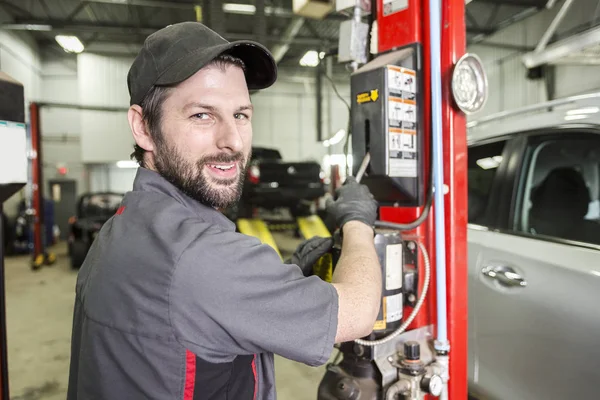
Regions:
[[354, 240, 431, 346]]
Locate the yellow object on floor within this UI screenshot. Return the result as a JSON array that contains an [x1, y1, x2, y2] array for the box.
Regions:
[[297, 215, 334, 282], [237, 218, 281, 259], [296, 215, 331, 240]]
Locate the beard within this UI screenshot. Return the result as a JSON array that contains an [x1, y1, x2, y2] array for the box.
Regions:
[[153, 139, 249, 210]]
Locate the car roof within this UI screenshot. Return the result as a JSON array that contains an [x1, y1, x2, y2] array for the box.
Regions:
[[467, 92, 600, 145]]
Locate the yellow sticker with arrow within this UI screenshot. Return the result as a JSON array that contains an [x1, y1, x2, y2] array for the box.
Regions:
[[357, 89, 380, 104]]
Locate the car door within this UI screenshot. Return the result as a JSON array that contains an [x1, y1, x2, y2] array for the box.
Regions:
[[469, 129, 600, 400]]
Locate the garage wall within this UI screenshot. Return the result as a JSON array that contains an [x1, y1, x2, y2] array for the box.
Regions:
[[469, 0, 600, 119], [40, 52, 88, 198]]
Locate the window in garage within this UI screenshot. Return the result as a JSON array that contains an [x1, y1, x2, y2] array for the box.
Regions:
[[517, 136, 600, 246], [467, 140, 507, 225]]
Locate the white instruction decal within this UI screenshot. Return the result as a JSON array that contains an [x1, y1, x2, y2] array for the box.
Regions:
[[387, 65, 417, 178], [386, 294, 403, 323], [385, 244, 403, 290]]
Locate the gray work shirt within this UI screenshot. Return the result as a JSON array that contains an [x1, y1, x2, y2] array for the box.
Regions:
[[67, 167, 339, 400]]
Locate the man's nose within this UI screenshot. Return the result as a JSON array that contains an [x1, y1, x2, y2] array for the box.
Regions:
[[215, 118, 243, 153]]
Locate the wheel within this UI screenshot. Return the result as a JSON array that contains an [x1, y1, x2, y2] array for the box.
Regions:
[[70, 241, 89, 269]]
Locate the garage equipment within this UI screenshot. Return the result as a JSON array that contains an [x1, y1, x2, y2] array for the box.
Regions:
[[0, 71, 28, 400], [307, 0, 488, 398]]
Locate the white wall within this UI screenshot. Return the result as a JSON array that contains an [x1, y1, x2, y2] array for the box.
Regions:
[[77, 53, 134, 164], [468, 0, 600, 119], [251, 78, 350, 164], [40, 52, 87, 197]]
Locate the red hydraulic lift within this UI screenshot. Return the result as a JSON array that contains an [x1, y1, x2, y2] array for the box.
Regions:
[[315, 0, 486, 397]]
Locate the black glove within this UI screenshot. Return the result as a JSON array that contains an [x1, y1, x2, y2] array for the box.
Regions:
[[286, 236, 334, 277], [326, 176, 378, 230]]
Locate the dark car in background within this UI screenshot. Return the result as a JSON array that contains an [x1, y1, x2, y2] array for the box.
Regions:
[[228, 147, 326, 219], [68, 192, 124, 269]]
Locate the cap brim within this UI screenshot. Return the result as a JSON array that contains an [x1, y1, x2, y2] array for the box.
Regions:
[[155, 40, 277, 91]]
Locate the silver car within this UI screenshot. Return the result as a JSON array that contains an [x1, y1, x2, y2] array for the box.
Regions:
[[467, 93, 600, 400]]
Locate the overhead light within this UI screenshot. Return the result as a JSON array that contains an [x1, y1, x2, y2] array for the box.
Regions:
[[323, 129, 346, 147], [476, 156, 502, 170], [55, 35, 84, 53], [300, 50, 320, 67], [566, 107, 599, 115], [319, 51, 326, 59], [222, 3, 256, 14], [116, 160, 139, 169], [2, 23, 52, 31], [564, 114, 589, 121]]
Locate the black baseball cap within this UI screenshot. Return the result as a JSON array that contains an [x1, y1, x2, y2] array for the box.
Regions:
[[127, 22, 277, 106]]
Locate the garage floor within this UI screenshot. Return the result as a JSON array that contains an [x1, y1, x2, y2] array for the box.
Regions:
[[4, 232, 336, 400]]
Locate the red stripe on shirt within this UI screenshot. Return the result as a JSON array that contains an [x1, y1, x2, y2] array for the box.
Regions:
[[184, 350, 196, 400], [116, 206, 126, 215], [252, 354, 258, 400]]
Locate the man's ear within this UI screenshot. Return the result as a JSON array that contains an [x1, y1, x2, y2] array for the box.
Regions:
[[128, 105, 154, 152]]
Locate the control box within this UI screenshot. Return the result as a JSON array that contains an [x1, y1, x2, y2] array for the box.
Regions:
[[351, 46, 424, 206]]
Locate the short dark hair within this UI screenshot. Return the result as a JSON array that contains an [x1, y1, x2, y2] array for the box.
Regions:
[[130, 53, 247, 167]]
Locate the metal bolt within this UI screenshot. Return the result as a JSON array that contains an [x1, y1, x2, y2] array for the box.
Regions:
[[408, 294, 416, 303], [407, 241, 416, 250]]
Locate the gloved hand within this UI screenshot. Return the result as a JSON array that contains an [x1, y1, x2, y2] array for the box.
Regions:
[[286, 236, 334, 277], [326, 176, 378, 230]]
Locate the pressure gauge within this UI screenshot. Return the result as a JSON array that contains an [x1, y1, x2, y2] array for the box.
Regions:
[[451, 53, 488, 115], [421, 374, 444, 397]]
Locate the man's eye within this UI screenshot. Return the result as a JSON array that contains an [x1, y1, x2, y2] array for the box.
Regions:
[[235, 113, 249, 120], [193, 113, 210, 120]]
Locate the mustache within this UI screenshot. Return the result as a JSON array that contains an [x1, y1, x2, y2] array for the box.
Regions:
[[198, 152, 245, 165]]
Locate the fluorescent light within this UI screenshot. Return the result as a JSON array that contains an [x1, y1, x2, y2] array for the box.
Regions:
[[55, 35, 84, 53], [116, 160, 139, 169], [323, 129, 346, 147], [566, 107, 600, 115], [319, 51, 325, 59], [223, 3, 256, 14], [564, 114, 588, 121], [3, 24, 53, 31], [300, 50, 320, 67], [476, 156, 502, 170]]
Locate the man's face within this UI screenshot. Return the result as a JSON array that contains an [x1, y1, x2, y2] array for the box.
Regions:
[[152, 63, 253, 209]]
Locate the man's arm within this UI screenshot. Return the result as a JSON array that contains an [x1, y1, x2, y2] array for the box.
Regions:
[[325, 177, 382, 344], [331, 221, 381, 343]]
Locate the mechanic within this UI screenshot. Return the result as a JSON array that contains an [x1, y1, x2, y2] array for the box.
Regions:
[[67, 21, 382, 400]]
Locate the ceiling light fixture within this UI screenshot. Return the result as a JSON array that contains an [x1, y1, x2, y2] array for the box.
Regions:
[[116, 160, 139, 169], [299, 50, 320, 67], [55, 35, 85, 53], [222, 3, 256, 14]]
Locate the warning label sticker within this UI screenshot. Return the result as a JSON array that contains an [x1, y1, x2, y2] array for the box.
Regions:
[[374, 299, 387, 330], [387, 65, 417, 178], [356, 89, 380, 104], [385, 244, 403, 291], [383, 0, 408, 16], [386, 294, 403, 323]]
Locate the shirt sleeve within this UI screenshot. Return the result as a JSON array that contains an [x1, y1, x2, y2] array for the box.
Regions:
[[169, 223, 339, 367]]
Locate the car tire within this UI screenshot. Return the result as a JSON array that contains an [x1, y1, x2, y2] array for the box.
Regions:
[[70, 241, 89, 269]]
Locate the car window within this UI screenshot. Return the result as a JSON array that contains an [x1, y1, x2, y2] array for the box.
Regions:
[[467, 140, 508, 225], [516, 135, 600, 246]]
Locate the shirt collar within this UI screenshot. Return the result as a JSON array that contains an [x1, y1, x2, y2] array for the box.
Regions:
[[132, 167, 236, 231]]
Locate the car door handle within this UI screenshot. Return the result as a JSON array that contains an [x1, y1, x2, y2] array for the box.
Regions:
[[481, 265, 527, 288]]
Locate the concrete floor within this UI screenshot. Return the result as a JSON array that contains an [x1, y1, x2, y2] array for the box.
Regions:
[[4, 232, 337, 400]]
